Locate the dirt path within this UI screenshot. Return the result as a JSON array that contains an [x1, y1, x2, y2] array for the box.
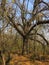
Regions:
[[9, 54, 49, 65]]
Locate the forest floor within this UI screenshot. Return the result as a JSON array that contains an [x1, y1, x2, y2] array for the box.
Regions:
[[9, 54, 49, 65]]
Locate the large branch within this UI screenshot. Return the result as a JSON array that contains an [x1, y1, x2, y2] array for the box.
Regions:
[[29, 37, 44, 45], [29, 33, 49, 45], [27, 0, 49, 23], [37, 33, 49, 45], [27, 7, 49, 24], [33, 0, 41, 12], [7, 16, 25, 37], [26, 20, 49, 36], [42, 1, 49, 7], [33, 0, 49, 12]]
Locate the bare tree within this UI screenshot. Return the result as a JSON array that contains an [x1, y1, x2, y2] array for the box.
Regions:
[[0, 0, 49, 56]]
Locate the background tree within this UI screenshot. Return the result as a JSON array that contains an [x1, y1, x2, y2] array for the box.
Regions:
[[0, 1, 49, 64]]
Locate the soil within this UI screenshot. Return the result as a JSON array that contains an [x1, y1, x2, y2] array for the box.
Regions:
[[9, 54, 49, 65]]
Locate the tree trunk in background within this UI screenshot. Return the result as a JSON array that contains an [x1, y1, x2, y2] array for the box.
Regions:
[[26, 39, 29, 54], [1, 52, 6, 65], [33, 30, 37, 61], [22, 38, 29, 55], [22, 38, 25, 55]]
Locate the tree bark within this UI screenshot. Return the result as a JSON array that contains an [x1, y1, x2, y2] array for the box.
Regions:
[[1, 52, 6, 65], [22, 38, 25, 55], [22, 38, 29, 55]]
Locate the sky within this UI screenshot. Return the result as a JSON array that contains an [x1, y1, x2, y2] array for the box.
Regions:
[[44, 0, 49, 2], [9, 0, 49, 40], [0, 0, 49, 40]]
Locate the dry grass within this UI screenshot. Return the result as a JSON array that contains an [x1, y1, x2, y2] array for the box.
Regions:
[[9, 54, 49, 65]]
